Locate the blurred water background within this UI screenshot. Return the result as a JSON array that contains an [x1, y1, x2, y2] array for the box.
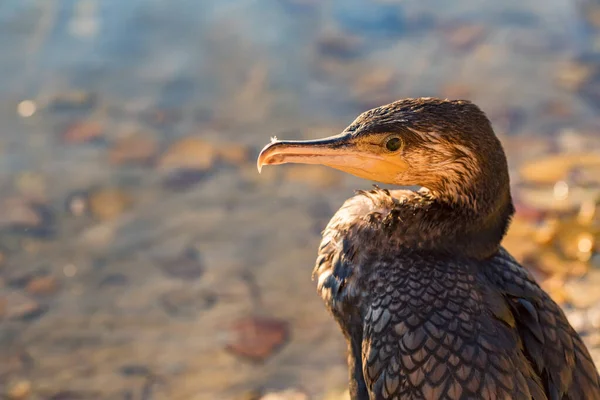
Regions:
[[1, 0, 600, 399]]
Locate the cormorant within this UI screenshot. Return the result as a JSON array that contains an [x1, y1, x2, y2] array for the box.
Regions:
[[257, 98, 600, 400]]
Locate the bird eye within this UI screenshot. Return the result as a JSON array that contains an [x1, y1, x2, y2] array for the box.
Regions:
[[385, 137, 402, 152]]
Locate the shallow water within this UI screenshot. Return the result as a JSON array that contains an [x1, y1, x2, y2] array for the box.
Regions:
[[0, 1, 600, 399]]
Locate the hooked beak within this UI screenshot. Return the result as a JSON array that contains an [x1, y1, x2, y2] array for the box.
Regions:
[[256, 131, 408, 184], [256, 132, 363, 173]]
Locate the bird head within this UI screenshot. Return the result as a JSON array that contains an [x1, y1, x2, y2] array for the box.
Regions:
[[257, 98, 508, 202]]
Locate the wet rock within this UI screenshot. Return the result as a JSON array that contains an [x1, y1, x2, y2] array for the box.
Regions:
[[226, 316, 289, 362], [159, 248, 204, 280], [160, 289, 217, 317], [109, 135, 158, 165], [3, 291, 47, 321], [88, 188, 132, 221], [161, 169, 209, 191], [283, 165, 344, 189], [519, 153, 600, 184], [158, 137, 216, 172], [6, 379, 31, 399], [26, 276, 59, 296], [444, 23, 487, 51], [62, 120, 104, 144]]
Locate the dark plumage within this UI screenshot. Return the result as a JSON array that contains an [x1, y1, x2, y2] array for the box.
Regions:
[[257, 98, 600, 399]]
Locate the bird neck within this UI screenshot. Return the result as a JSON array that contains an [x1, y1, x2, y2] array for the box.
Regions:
[[381, 170, 514, 260]]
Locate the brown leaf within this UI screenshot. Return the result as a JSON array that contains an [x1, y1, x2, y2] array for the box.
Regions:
[[226, 316, 289, 362]]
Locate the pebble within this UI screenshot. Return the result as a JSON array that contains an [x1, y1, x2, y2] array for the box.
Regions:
[[109, 135, 158, 165], [159, 248, 204, 280], [3, 291, 47, 321], [158, 137, 216, 171], [15, 171, 46, 200], [17, 100, 37, 118], [65, 192, 89, 217], [316, 30, 363, 59], [99, 273, 130, 288], [226, 316, 289, 362], [160, 289, 217, 317], [62, 120, 104, 144], [162, 169, 209, 191], [0, 197, 43, 228], [6, 380, 32, 399], [88, 188, 132, 221], [119, 364, 151, 377], [47, 91, 97, 111], [26, 275, 59, 296]]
